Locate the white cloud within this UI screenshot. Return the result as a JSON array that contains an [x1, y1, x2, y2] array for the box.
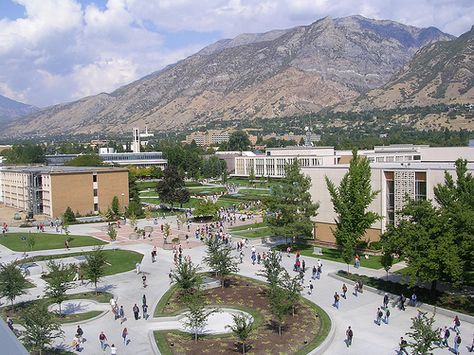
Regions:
[[0, 0, 472, 107]]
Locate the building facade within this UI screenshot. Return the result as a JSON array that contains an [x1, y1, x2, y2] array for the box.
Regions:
[[303, 161, 474, 245], [185, 130, 232, 146], [0, 166, 129, 218], [46, 151, 167, 168]]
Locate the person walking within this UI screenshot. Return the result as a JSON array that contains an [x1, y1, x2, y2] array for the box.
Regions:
[[99, 331, 108, 351], [342, 284, 347, 299], [76, 325, 84, 343], [454, 332, 461, 354], [142, 274, 147, 288], [385, 308, 391, 324], [442, 326, 450, 347], [133, 304, 140, 320], [333, 292, 340, 309], [122, 327, 129, 345], [308, 281, 314, 295], [110, 344, 117, 355], [142, 294, 147, 307], [453, 315, 461, 332], [383, 293, 389, 308], [119, 305, 125, 324], [469, 333, 474, 352], [142, 303, 148, 320], [376, 308, 383, 326], [345, 326, 353, 347], [302, 259, 305, 272], [399, 294, 406, 311], [399, 337, 408, 355], [312, 265, 317, 280]]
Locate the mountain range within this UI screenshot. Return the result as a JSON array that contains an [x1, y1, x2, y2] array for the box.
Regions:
[[3, 15, 471, 137], [0, 95, 37, 124]]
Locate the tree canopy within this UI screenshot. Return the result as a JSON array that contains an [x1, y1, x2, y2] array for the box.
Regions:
[[2, 144, 45, 164], [265, 159, 319, 240], [228, 130, 251, 151], [156, 165, 190, 207], [65, 154, 103, 166]]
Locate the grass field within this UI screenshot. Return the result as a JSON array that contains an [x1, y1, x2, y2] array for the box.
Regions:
[[22, 249, 143, 276], [229, 222, 267, 232], [274, 242, 394, 269], [233, 226, 274, 238], [141, 197, 203, 209], [0, 233, 106, 252]]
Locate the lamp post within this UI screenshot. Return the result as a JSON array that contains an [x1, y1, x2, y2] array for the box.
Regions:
[[121, 193, 125, 215]]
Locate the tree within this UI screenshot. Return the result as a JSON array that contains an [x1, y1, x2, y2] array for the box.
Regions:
[[183, 292, 216, 342], [226, 314, 253, 354], [126, 200, 143, 218], [65, 154, 103, 166], [163, 223, 171, 243], [20, 303, 64, 355], [405, 311, 440, 355], [434, 159, 474, 275], [156, 165, 190, 207], [84, 247, 107, 293], [170, 259, 202, 298], [201, 156, 227, 179], [3, 144, 45, 164], [111, 196, 120, 216], [268, 284, 292, 336], [107, 223, 117, 241], [26, 235, 36, 252], [279, 271, 303, 316], [0, 262, 29, 310], [248, 166, 256, 185], [265, 159, 319, 242], [258, 252, 284, 288], [381, 199, 462, 293], [193, 200, 219, 220], [325, 150, 380, 270], [228, 131, 251, 151], [203, 237, 239, 287], [380, 251, 394, 281], [63, 206, 76, 224], [44, 260, 73, 316]]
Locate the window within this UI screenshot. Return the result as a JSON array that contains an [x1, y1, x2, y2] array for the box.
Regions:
[[93, 189, 98, 197], [94, 203, 99, 212], [93, 174, 97, 182]]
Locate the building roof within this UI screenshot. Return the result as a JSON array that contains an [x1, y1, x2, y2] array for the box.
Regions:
[[302, 161, 474, 171], [0, 319, 29, 355], [0, 166, 129, 174]]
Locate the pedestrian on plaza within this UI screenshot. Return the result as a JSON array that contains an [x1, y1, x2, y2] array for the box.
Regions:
[[353, 282, 359, 297], [410, 293, 417, 307], [135, 262, 141, 274], [76, 325, 84, 343], [65, 240, 70, 250], [399, 337, 408, 355], [142, 274, 147, 288], [122, 327, 129, 345], [469, 333, 474, 352], [385, 308, 391, 324], [302, 259, 305, 272], [142, 294, 147, 307], [442, 326, 450, 347], [308, 281, 314, 295], [99, 331, 108, 351], [345, 326, 353, 347], [239, 251, 244, 263], [376, 308, 383, 326], [333, 292, 340, 309], [454, 332, 462, 355], [342, 284, 347, 299], [257, 253, 261, 264], [110, 344, 117, 355], [110, 297, 116, 312], [383, 293, 389, 309], [142, 304, 148, 320], [312, 265, 317, 280], [71, 335, 81, 351], [119, 305, 125, 324], [453, 315, 461, 332], [133, 304, 140, 320], [73, 265, 80, 281], [399, 294, 406, 311]]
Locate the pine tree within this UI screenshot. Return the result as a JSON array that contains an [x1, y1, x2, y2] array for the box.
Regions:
[[203, 237, 239, 288], [406, 311, 440, 355]]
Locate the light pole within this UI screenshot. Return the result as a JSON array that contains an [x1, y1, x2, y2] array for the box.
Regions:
[[121, 193, 125, 216]]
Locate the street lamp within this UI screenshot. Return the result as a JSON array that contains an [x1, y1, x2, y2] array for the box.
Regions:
[[121, 193, 125, 214]]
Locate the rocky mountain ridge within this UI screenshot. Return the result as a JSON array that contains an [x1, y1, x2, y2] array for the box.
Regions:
[[4, 15, 455, 137], [0, 95, 38, 123]]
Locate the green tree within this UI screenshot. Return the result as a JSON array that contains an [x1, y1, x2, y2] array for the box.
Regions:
[[279, 271, 303, 316], [65, 154, 103, 166], [183, 292, 216, 342], [163, 223, 171, 243], [381, 199, 462, 292], [380, 251, 394, 281], [156, 165, 190, 207], [405, 311, 440, 355], [203, 237, 239, 287], [325, 150, 380, 270], [84, 247, 107, 293], [434, 159, 474, 274], [0, 262, 29, 310], [228, 131, 251, 151], [170, 259, 202, 298], [44, 260, 73, 316], [26, 235, 36, 252], [248, 166, 256, 185], [126, 200, 143, 218], [265, 159, 319, 242], [3, 144, 45, 164], [107, 223, 117, 241], [258, 252, 284, 288], [63, 206, 76, 224], [111, 196, 120, 216], [201, 156, 227, 179], [193, 200, 219, 220], [20, 303, 64, 355], [226, 314, 253, 354], [268, 284, 292, 336]]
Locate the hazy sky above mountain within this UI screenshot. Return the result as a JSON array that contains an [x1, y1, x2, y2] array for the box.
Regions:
[[0, 0, 472, 107]]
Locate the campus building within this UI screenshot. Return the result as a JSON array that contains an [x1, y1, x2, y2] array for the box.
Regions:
[[0, 166, 129, 218], [185, 130, 232, 146], [302, 161, 474, 245]]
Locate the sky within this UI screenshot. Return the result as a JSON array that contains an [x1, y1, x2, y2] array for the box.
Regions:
[[0, 0, 473, 108]]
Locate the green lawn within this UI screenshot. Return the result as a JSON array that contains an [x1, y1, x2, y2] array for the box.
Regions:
[[21, 249, 143, 276], [141, 197, 203, 209], [233, 226, 274, 239], [227, 177, 281, 189], [0, 233, 106, 252], [229, 222, 267, 232], [274, 242, 393, 269], [1, 291, 113, 325], [238, 188, 270, 196]]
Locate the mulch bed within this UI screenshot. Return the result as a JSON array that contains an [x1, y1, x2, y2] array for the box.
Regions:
[[158, 275, 321, 354]]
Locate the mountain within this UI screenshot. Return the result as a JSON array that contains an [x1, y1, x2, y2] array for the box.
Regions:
[[5, 15, 454, 137], [0, 94, 38, 123], [340, 25, 474, 112]]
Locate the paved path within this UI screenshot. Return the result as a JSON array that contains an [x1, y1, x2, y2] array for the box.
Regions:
[[1, 221, 473, 355]]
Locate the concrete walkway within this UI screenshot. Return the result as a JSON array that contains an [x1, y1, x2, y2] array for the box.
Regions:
[[1, 221, 473, 355]]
